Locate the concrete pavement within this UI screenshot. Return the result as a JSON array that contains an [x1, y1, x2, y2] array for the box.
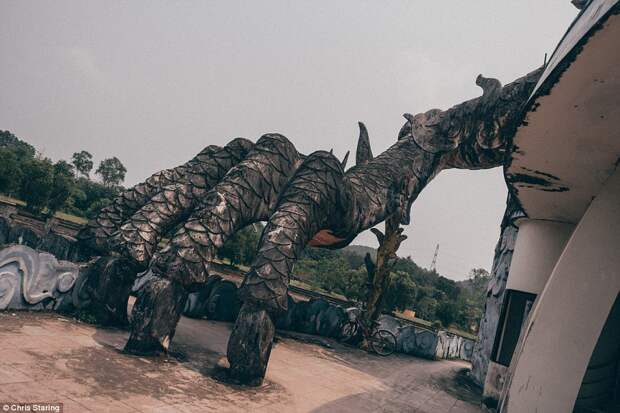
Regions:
[[0, 311, 483, 412]]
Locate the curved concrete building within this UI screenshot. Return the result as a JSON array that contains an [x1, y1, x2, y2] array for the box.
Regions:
[[479, 1, 620, 411]]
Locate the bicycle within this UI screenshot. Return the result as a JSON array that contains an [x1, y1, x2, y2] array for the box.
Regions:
[[340, 313, 397, 356]]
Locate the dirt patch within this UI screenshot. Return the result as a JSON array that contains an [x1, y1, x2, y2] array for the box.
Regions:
[[60, 342, 287, 406], [434, 367, 483, 405], [0, 310, 61, 332]]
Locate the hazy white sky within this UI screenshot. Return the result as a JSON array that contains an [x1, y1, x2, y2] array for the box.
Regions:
[[0, 1, 577, 280]]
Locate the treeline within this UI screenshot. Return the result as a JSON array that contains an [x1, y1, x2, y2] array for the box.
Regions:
[[295, 246, 490, 333], [0, 130, 126, 218]]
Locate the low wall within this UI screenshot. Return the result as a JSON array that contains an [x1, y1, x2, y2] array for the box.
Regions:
[[181, 274, 475, 361], [0, 244, 81, 311], [0, 206, 82, 262], [0, 209, 476, 363]]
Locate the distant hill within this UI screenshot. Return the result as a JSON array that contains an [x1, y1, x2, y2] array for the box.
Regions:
[[456, 268, 490, 295], [342, 244, 376, 258], [456, 278, 475, 294]]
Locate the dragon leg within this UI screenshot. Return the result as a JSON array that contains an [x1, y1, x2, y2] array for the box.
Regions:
[[78, 138, 253, 256], [116, 138, 255, 267], [77, 138, 253, 325], [125, 134, 303, 355], [228, 150, 347, 384]]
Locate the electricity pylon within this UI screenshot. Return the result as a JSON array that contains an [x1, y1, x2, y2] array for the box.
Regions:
[[430, 243, 439, 272]]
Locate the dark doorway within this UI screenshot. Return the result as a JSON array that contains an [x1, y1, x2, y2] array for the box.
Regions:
[[491, 289, 536, 367]]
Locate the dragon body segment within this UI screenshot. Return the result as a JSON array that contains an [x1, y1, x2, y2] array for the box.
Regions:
[[78, 67, 542, 384]]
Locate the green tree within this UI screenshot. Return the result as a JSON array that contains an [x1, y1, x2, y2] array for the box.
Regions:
[[0, 130, 35, 159], [71, 150, 94, 178], [0, 148, 23, 195], [86, 198, 114, 218], [435, 276, 460, 300], [96, 157, 127, 187], [314, 256, 350, 293], [19, 158, 54, 213], [467, 268, 491, 295], [68, 177, 119, 218], [381, 270, 417, 313], [342, 251, 365, 269], [436, 301, 459, 328], [239, 223, 263, 265], [0, 131, 36, 197], [455, 268, 491, 332], [292, 245, 491, 331], [414, 295, 438, 321], [218, 223, 263, 266], [340, 267, 367, 301], [0, 131, 124, 219], [48, 161, 76, 214]]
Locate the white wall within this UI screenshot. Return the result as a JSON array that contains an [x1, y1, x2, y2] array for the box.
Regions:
[[506, 219, 574, 294], [500, 167, 620, 412]]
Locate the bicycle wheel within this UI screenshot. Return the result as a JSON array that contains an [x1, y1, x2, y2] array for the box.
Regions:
[[340, 321, 359, 342], [370, 329, 397, 356]]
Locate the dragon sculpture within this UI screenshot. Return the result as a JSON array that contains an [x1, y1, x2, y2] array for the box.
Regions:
[[77, 67, 542, 385]]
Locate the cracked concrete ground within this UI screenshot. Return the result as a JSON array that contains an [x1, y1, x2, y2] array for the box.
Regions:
[[0, 311, 483, 413]]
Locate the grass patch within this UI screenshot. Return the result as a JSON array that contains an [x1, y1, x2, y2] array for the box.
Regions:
[[55, 211, 88, 225], [0, 194, 25, 206], [0, 194, 87, 225]]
